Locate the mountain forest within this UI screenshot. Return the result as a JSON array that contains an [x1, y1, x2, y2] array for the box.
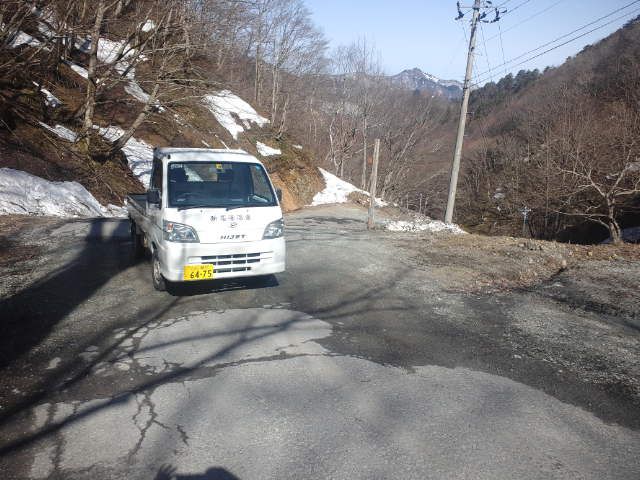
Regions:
[[1, 0, 639, 243]]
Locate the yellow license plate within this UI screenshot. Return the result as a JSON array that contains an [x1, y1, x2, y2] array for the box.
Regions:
[[183, 264, 214, 281]]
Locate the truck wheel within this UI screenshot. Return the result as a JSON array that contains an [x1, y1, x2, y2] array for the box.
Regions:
[[130, 221, 144, 259], [151, 251, 167, 292]]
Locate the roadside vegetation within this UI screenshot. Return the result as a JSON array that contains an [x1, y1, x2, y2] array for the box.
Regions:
[[459, 17, 640, 244]]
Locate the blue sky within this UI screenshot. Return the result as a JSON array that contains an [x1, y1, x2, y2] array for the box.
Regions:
[[305, 0, 639, 83]]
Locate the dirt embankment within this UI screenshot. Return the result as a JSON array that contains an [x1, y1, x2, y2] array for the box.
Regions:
[[1, 57, 323, 212], [390, 226, 640, 405], [396, 230, 640, 293]]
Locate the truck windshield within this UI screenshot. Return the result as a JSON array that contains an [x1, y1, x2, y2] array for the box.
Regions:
[[167, 161, 277, 209]]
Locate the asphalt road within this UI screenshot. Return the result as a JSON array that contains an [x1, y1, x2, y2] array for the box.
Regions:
[[0, 205, 638, 479]]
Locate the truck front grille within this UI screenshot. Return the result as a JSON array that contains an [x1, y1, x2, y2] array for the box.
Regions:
[[191, 252, 273, 273]]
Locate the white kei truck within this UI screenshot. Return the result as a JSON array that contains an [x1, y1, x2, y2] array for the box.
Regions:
[[126, 148, 286, 291]]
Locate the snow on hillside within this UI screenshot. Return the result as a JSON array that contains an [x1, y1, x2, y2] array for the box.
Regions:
[[256, 141, 281, 157], [391, 68, 463, 99], [203, 91, 269, 140], [385, 219, 466, 235], [0, 168, 124, 218], [95, 126, 153, 188], [65, 61, 88, 79], [33, 82, 61, 107], [38, 122, 77, 142], [73, 36, 160, 109], [311, 168, 386, 207], [9, 31, 41, 49]]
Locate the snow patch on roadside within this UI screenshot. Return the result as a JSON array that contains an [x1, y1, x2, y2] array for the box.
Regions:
[[256, 141, 281, 157], [38, 122, 77, 142], [385, 219, 466, 235], [202, 90, 269, 140], [0, 168, 122, 218], [311, 168, 387, 207], [95, 125, 153, 188]]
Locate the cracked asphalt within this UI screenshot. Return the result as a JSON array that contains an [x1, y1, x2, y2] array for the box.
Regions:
[[0, 205, 639, 479]]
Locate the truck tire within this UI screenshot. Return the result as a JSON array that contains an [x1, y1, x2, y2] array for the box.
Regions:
[[152, 251, 167, 291], [130, 221, 145, 259]]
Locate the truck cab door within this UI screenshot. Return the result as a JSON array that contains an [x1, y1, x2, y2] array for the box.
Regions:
[[148, 159, 164, 235]]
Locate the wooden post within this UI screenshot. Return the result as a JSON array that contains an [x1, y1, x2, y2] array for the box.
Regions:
[[367, 138, 380, 230]]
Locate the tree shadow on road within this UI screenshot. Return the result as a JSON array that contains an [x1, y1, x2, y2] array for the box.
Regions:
[[0, 267, 414, 461], [0, 219, 134, 370]]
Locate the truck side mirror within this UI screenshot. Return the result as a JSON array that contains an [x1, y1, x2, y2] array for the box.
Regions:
[[147, 189, 161, 205], [276, 188, 283, 202]]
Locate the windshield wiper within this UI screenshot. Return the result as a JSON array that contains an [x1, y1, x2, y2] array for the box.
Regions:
[[177, 204, 218, 211], [176, 203, 274, 211], [226, 203, 275, 210]]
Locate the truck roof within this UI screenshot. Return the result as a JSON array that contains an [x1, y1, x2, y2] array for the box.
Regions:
[[154, 148, 264, 165]]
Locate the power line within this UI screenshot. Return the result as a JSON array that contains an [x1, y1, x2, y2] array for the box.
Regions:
[[497, 21, 508, 76], [501, 0, 533, 16], [495, 0, 516, 8], [487, 0, 566, 41], [479, 23, 494, 82], [473, 1, 640, 84]]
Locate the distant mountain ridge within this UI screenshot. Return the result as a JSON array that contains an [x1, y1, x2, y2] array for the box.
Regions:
[[391, 68, 463, 100]]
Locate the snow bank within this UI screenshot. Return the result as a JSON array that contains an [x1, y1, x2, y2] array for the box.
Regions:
[[385, 219, 466, 235], [256, 141, 281, 157], [38, 122, 77, 142], [95, 126, 153, 188], [0, 168, 123, 218], [202, 90, 269, 140], [310, 168, 387, 207]]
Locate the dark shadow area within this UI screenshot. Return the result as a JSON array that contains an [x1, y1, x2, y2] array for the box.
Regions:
[[155, 464, 239, 480], [167, 274, 279, 297], [0, 219, 135, 369]]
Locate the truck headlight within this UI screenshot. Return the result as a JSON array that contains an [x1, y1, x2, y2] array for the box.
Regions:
[[263, 218, 284, 239], [163, 220, 199, 242]]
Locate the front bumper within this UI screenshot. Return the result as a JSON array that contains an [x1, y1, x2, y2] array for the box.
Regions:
[[157, 237, 285, 282]]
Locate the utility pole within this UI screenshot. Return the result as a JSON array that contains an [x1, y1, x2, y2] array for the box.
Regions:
[[444, 0, 482, 224], [367, 138, 380, 230]]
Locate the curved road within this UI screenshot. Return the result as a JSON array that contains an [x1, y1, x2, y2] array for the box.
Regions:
[[0, 205, 638, 479]]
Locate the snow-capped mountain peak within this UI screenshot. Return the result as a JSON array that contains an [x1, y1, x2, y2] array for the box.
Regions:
[[391, 68, 463, 100]]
